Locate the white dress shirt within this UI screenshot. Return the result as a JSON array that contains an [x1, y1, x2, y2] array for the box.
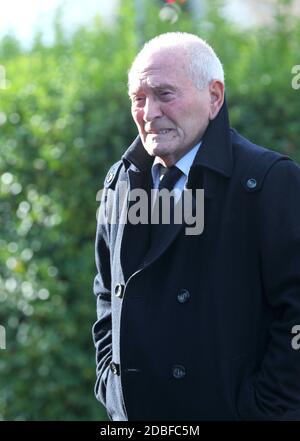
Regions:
[[151, 142, 202, 196]]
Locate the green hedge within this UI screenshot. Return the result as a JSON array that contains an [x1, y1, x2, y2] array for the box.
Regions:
[[0, 0, 299, 420]]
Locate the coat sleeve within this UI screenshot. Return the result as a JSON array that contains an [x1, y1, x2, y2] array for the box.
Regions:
[[92, 184, 112, 408], [237, 159, 300, 420]]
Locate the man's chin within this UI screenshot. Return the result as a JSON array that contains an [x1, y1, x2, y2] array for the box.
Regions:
[[145, 142, 171, 158]]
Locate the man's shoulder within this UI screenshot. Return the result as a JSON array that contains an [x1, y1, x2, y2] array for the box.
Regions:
[[103, 160, 124, 189], [230, 128, 286, 162], [230, 128, 294, 192]]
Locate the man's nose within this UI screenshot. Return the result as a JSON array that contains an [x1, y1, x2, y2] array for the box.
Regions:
[[143, 97, 163, 122]]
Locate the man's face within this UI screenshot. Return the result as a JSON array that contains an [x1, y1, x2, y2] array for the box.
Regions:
[[129, 50, 212, 166]]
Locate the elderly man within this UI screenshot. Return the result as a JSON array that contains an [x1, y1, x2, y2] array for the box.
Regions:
[[93, 32, 300, 421]]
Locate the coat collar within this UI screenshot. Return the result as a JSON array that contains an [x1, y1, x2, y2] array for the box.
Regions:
[[122, 135, 154, 172], [122, 98, 233, 178], [191, 98, 233, 178]]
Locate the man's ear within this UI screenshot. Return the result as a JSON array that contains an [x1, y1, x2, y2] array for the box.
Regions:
[[208, 80, 224, 120]]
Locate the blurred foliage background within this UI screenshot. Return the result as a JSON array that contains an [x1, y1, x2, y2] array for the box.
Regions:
[[0, 0, 299, 421]]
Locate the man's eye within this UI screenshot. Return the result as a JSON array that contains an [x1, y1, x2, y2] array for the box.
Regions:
[[133, 96, 145, 103], [159, 91, 173, 99]]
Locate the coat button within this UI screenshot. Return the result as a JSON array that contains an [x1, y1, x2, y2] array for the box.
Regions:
[[177, 289, 190, 304], [115, 283, 124, 298], [106, 171, 114, 184], [246, 178, 257, 189], [109, 361, 120, 375], [172, 365, 186, 379]]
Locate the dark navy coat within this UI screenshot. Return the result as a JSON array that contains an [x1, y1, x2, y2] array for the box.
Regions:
[[92, 102, 300, 421]]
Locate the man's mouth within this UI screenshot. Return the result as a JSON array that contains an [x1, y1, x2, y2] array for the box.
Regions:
[[147, 129, 172, 135]]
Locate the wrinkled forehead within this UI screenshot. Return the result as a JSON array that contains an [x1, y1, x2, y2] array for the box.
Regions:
[[128, 49, 189, 95]]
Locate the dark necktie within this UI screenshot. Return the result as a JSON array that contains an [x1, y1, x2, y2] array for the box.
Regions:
[[150, 165, 183, 246], [158, 165, 183, 191]]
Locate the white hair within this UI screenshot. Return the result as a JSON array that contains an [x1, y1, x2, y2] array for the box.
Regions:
[[128, 32, 225, 92]]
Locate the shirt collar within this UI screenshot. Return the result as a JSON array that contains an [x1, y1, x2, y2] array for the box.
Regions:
[[174, 142, 202, 176], [151, 142, 202, 184]]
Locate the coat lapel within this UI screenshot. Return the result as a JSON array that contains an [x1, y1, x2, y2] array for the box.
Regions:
[[120, 166, 153, 281]]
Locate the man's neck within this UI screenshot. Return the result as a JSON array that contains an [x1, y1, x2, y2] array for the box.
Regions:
[[153, 142, 202, 169]]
